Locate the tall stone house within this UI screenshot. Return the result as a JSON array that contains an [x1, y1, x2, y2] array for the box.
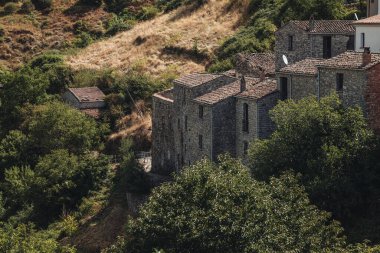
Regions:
[[152, 2, 380, 174]]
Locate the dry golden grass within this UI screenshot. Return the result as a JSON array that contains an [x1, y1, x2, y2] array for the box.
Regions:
[[66, 0, 243, 76]]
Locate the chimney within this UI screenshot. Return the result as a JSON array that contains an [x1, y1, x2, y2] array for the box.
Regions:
[[363, 47, 372, 66], [240, 75, 246, 92], [309, 15, 315, 31]]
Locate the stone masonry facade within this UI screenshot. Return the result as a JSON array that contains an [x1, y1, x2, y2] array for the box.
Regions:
[[152, 18, 380, 175]]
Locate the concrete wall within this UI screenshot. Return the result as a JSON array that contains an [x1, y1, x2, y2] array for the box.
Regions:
[[319, 68, 368, 110], [151, 93, 176, 175], [355, 25, 380, 53]]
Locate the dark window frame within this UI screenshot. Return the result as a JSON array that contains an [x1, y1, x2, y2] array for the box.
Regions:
[[336, 73, 344, 92], [280, 77, 288, 100], [288, 35, 294, 51], [243, 141, 249, 155], [323, 36, 332, 59], [361, 33, 365, 48], [198, 134, 203, 150], [199, 105, 204, 119], [242, 103, 249, 133]]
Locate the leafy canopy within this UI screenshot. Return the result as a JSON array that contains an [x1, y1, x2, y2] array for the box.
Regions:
[[123, 156, 346, 253]]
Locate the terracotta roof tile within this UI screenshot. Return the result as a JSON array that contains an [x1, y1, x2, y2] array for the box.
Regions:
[[291, 20, 355, 34], [235, 53, 276, 76], [174, 73, 222, 87], [236, 78, 278, 100], [354, 14, 380, 25], [278, 58, 326, 75], [68, 87, 105, 103], [316, 51, 380, 70], [194, 77, 261, 105]]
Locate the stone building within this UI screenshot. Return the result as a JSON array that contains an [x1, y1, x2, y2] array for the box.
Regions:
[[62, 87, 106, 118], [275, 19, 355, 70], [152, 54, 279, 174], [368, 0, 380, 17], [276, 58, 326, 100]]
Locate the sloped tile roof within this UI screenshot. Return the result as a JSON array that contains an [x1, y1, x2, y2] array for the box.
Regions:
[[236, 78, 278, 100], [81, 108, 102, 118], [290, 20, 355, 34], [354, 14, 380, 25], [68, 87, 105, 103], [154, 88, 174, 102], [278, 58, 326, 75], [194, 77, 261, 105], [316, 51, 380, 70], [174, 73, 222, 87], [236, 53, 276, 76]]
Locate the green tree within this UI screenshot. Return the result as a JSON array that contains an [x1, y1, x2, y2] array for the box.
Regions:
[[22, 102, 101, 157], [123, 156, 347, 253], [0, 222, 75, 253], [2, 150, 112, 225], [249, 95, 380, 242], [0, 67, 50, 131]]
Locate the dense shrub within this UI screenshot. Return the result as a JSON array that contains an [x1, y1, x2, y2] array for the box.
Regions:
[[32, 0, 52, 10], [136, 5, 159, 20], [20, 0, 34, 13], [3, 2, 18, 14], [121, 156, 348, 252], [79, 0, 102, 7], [249, 95, 380, 242], [74, 32, 93, 48], [105, 15, 134, 36]]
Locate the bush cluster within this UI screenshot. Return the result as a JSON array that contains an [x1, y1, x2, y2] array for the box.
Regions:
[[3, 2, 18, 14]]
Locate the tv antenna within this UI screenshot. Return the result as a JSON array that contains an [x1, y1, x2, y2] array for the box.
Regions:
[[354, 13, 359, 21], [282, 55, 289, 65]]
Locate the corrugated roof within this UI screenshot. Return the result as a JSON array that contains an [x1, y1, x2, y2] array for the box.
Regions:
[[290, 20, 355, 34], [316, 51, 380, 70], [278, 58, 326, 75], [354, 14, 380, 25], [236, 78, 278, 100], [174, 73, 222, 87], [68, 87, 105, 103]]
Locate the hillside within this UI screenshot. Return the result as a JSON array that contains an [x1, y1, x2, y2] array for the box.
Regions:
[[66, 0, 244, 76], [0, 0, 112, 69]]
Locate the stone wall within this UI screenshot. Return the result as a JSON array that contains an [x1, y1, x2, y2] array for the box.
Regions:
[[319, 68, 367, 110], [365, 63, 380, 133], [235, 98, 259, 160], [172, 75, 237, 170], [212, 97, 237, 160], [258, 92, 279, 138], [62, 91, 106, 109], [310, 34, 353, 59], [151, 91, 176, 175], [277, 74, 317, 100], [275, 23, 310, 71]]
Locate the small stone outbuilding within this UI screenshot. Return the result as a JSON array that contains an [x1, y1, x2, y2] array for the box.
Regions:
[[62, 87, 106, 118]]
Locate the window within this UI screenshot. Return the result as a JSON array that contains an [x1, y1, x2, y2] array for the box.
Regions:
[[242, 103, 249, 133], [177, 118, 180, 130], [198, 135, 203, 150], [323, 36, 332, 59], [185, 116, 188, 130], [347, 35, 355, 50], [280, 77, 288, 100], [361, 33, 365, 48], [336, 73, 344, 92], [199, 105, 204, 119], [243, 141, 249, 155], [288, 35, 294, 51]]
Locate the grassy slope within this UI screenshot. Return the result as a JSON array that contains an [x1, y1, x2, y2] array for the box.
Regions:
[[66, 0, 244, 76], [0, 0, 111, 69]]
